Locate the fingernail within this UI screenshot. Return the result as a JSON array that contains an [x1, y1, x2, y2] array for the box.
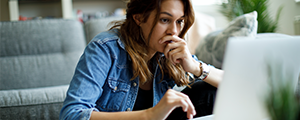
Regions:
[[190, 114, 193, 119]]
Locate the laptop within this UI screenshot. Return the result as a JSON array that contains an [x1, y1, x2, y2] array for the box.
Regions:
[[193, 36, 300, 120]]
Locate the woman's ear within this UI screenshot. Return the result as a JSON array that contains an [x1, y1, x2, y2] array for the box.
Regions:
[[133, 14, 142, 26]]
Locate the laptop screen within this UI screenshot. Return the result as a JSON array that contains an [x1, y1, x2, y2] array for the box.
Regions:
[[213, 37, 300, 120]]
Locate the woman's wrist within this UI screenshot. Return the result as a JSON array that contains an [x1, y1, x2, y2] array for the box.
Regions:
[[195, 62, 210, 81], [191, 60, 202, 77], [147, 99, 172, 120], [144, 108, 155, 120]]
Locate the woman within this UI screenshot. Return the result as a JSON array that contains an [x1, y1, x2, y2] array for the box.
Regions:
[[60, 0, 224, 120]]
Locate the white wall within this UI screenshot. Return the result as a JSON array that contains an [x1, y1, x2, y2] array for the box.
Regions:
[[72, 1, 125, 15], [193, 0, 300, 35], [193, 5, 229, 30], [268, 0, 300, 35]]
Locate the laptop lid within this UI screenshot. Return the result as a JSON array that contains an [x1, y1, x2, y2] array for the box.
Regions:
[[213, 37, 300, 120]]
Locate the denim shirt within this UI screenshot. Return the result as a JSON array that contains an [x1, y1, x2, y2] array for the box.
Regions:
[[59, 29, 202, 120]]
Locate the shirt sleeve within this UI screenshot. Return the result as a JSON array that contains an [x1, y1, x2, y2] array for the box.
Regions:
[[59, 41, 112, 120], [192, 55, 215, 68]]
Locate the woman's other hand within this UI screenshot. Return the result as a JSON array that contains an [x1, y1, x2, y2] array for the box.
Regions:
[[147, 89, 196, 120]]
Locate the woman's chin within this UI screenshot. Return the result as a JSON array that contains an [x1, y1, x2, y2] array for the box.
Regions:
[[157, 49, 165, 54]]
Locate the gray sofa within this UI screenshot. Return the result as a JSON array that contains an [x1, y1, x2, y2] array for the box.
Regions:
[[0, 19, 86, 120], [0, 16, 126, 120]]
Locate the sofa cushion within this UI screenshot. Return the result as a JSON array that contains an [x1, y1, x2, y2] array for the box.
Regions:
[[0, 102, 63, 120], [0, 85, 68, 107], [195, 11, 258, 69], [0, 85, 68, 120], [84, 16, 125, 44], [0, 19, 86, 90]]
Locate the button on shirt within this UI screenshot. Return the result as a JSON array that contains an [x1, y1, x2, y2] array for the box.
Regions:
[[59, 29, 202, 120]]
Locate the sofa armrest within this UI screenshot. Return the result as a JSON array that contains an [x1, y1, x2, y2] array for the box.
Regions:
[[0, 85, 68, 107]]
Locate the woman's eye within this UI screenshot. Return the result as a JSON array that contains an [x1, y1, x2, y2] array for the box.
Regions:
[[177, 20, 184, 24], [160, 18, 169, 23]]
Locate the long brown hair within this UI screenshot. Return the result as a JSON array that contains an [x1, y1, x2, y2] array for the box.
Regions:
[[110, 0, 195, 86]]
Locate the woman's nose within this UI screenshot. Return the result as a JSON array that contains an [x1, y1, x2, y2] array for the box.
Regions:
[[166, 22, 178, 35]]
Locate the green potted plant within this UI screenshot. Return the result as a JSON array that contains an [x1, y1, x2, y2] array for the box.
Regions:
[[265, 62, 299, 120], [220, 0, 283, 33], [265, 80, 299, 120]]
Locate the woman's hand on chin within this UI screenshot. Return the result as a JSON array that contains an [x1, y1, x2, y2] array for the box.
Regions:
[[159, 35, 200, 74]]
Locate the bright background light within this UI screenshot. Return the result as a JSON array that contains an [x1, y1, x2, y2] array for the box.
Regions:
[[191, 0, 228, 5]]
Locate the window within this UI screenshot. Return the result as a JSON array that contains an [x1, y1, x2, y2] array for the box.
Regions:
[[191, 0, 228, 5]]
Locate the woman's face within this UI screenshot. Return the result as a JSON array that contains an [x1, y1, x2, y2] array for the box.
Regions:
[[139, 0, 185, 57]]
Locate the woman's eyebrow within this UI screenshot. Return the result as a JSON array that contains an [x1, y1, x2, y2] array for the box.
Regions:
[[160, 12, 184, 18]]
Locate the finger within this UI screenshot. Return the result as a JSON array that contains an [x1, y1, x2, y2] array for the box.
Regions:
[[163, 43, 173, 59], [159, 35, 183, 44], [168, 90, 196, 118], [189, 114, 194, 119], [174, 92, 196, 116], [169, 50, 185, 64], [167, 48, 182, 64], [176, 95, 195, 119], [163, 39, 181, 50], [183, 99, 196, 119], [180, 99, 188, 112], [177, 99, 194, 119], [164, 40, 185, 59]]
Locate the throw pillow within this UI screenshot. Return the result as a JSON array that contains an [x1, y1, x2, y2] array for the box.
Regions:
[[195, 11, 258, 69]]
